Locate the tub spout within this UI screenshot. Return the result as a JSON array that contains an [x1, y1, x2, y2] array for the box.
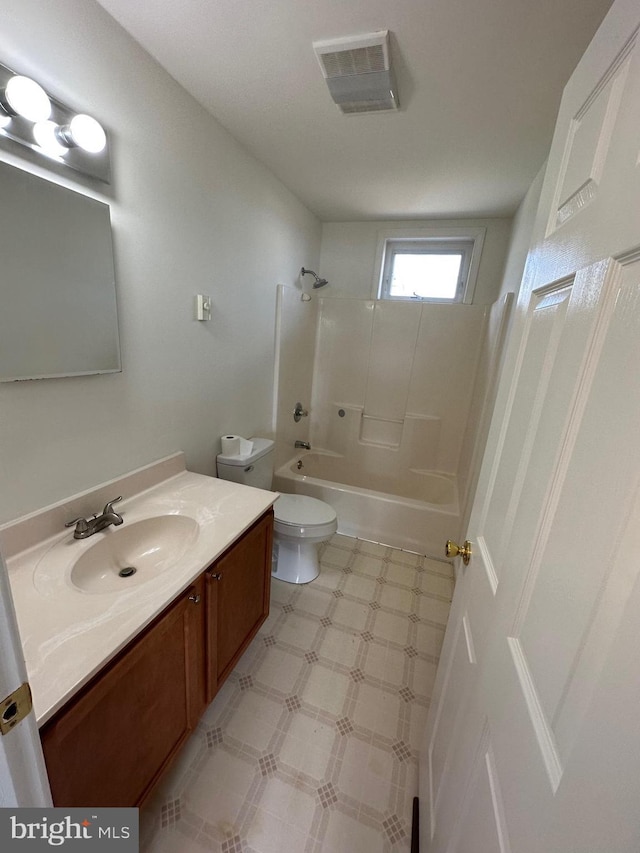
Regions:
[[295, 440, 311, 450]]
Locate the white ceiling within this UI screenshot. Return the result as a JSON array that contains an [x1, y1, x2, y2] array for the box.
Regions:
[[96, 0, 613, 222]]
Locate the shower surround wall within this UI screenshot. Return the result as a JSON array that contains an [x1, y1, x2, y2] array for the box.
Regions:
[[273, 286, 318, 469], [274, 288, 515, 550], [309, 298, 487, 489]]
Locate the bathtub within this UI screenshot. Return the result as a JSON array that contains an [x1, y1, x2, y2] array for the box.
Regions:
[[273, 450, 459, 557]]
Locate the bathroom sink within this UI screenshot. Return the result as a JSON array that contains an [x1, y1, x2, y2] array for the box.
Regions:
[[35, 515, 200, 595], [69, 515, 199, 593]]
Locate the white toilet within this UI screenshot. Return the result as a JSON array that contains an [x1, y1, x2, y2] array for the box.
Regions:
[[216, 438, 337, 584]]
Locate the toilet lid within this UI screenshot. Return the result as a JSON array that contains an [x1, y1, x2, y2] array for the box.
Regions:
[[275, 494, 336, 526]]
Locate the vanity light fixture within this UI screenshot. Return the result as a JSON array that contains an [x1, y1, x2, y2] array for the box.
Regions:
[[59, 114, 107, 154], [0, 61, 110, 182], [1, 75, 51, 122], [32, 120, 68, 157]]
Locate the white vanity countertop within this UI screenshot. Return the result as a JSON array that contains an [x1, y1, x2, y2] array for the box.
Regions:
[[3, 457, 277, 726]]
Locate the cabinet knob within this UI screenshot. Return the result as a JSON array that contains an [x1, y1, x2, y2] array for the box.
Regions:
[[187, 591, 201, 604], [209, 572, 223, 581]]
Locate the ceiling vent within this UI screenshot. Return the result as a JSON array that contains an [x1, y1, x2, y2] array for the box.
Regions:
[[313, 31, 398, 114]]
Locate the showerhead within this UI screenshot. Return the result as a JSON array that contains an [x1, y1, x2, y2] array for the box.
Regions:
[[301, 267, 329, 289]]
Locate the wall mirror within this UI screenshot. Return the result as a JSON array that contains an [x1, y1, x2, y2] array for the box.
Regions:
[[0, 161, 120, 381]]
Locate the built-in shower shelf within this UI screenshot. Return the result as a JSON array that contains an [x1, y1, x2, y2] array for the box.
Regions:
[[359, 414, 404, 447]]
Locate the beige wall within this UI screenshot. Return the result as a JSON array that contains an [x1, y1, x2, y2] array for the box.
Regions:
[[498, 165, 546, 302], [0, 0, 321, 523], [318, 218, 513, 303]]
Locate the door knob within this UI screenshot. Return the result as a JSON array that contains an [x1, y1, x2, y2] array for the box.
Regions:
[[446, 539, 472, 565]]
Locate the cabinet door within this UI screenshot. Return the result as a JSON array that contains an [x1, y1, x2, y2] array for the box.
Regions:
[[40, 578, 205, 807], [206, 510, 273, 700]]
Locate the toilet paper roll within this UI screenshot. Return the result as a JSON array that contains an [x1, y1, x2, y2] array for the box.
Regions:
[[221, 435, 254, 457], [221, 435, 241, 456]]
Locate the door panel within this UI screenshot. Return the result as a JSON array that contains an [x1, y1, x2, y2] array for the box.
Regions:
[[420, 2, 640, 850], [452, 731, 510, 853], [548, 35, 633, 234], [508, 257, 640, 763], [215, 513, 271, 681], [41, 581, 204, 807], [482, 280, 573, 571], [428, 611, 476, 821], [424, 266, 604, 841], [206, 511, 272, 700], [429, 257, 619, 844]]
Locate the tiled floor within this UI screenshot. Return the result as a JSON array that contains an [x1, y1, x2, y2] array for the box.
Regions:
[[142, 535, 453, 853]]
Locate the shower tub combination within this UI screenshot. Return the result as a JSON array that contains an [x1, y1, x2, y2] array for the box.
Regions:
[[273, 450, 459, 557]]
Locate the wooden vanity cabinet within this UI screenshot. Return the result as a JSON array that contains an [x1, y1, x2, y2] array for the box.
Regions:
[[205, 509, 273, 700], [39, 507, 273, 807], [40, 576, 206, 808]]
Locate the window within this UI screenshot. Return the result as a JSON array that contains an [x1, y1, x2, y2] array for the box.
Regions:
[[374, 227, 485, 304], [380, 239, 474, 302]]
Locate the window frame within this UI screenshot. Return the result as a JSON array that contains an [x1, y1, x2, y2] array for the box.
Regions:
[[379, 238, 473, 303], [373, 226, 486, 304]]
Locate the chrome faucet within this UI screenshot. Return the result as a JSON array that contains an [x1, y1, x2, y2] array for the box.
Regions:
[[65, 496, 124, 539], [295, 440, 311, 450]]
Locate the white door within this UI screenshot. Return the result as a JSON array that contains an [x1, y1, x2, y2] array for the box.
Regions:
[[0, 553, 51, 806], [421, 1, 640, 850]]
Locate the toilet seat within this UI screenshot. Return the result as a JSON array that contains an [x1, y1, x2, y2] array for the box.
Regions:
[[271, 494, 337, 584], [274, 494, 337, 540]]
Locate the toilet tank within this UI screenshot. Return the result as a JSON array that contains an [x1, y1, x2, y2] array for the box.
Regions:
[[216, 437, 274, 490]]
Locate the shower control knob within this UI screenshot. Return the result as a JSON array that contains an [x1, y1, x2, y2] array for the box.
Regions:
[[446, 539, 472, 566], [293, 402, 308, 423]]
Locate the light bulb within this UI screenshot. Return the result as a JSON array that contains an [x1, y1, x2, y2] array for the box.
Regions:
[[33, 120, 68, 157], [4, 75, 51, 122], [68, 114, 106, 153]]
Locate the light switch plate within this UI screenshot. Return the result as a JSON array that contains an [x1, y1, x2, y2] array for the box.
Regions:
[[196, 294, 211, 321]]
